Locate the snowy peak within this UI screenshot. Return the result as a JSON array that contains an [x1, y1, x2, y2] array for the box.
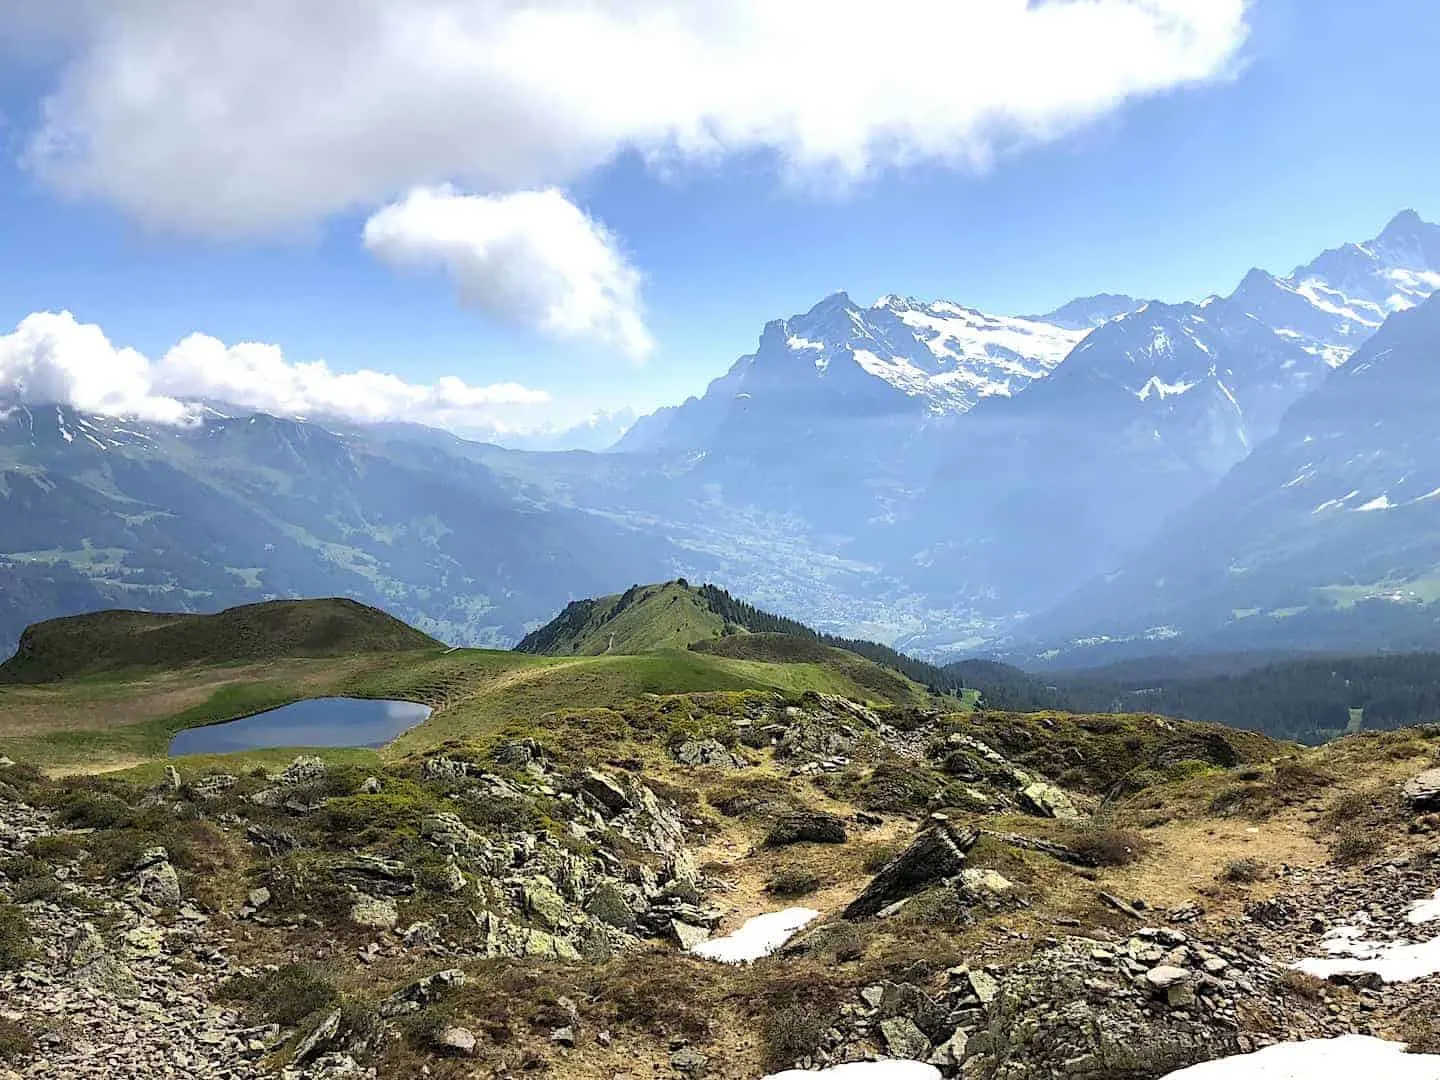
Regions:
[[752, 291, 1088, 413], [1029, 293, 1146, 330]]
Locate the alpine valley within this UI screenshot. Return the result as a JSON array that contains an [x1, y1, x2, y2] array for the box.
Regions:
[[3, 210, 1439, 661]]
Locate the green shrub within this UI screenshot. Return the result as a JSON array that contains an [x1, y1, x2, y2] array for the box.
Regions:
[[766, 867, 824, 898], [55, 791, 128, 829], [762, 1002, 829, 1072], [219, 964, 339, 1026], [1060, 825, 1148, 867], [1219, 857, 1268, 883], [1332, 824, 1383, 867], [0, 1017, 34, 1063], [11, 874, 59, 904], [0, 904, 33, 970]]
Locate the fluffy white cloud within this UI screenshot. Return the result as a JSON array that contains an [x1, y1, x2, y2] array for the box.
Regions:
[[14, 0, 1250, 235], [0, 311, 550, 428], [364, 187, 652, 359]]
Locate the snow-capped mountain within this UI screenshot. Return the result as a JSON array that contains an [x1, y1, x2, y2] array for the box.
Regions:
[[616, 290, 1125, 452], [1031, 291, 1440, 659]]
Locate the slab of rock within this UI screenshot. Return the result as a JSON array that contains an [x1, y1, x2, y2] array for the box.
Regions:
[[671, 920, 711, 951], [844, 822, 977, 919], [1403, 768, 1440, 811], [1018, 780, 1082, 820], [880, 1016, 932, 1060], [582, 770, 632, 815]]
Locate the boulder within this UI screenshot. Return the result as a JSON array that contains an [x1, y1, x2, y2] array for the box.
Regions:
[[434, 1026, 477, 1056], [671, 920, 711, 951], [420, 812, 478, 851], [844, 823, 977, 920], [380, 969, 467, 1018], [1403, 768, 1440, 811], [673, 738, 741, 769], [960, 868, 1016, 900], [584, 881, 638, 930], [765, 811, 848, 847], [523, 879, 568, 930], [349, 895, 399, 930], [880, 1016, 932, 1060], [130, 853, 182, 909], [581, 770, 632, 815], [1018, 780, 1082, 820]]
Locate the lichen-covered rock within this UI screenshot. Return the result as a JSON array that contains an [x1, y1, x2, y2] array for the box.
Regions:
[[349, 895, 399, 930], [273, 755, 327, 785], [673, 738, 742, 769], [1018, 780, 1081, 820]]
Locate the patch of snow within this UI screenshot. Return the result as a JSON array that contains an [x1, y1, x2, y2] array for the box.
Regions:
[[1355, 495, 1395, 512], [763, 1062, 942, 1080], [690, 907, 819, 964], [1135, 376, 1197, 402], [1294, 918, 1440, 983], [1159, 1035, 1440, 1079], [1312, 490, 1360, 514], [787, 335, 825, 352], [1409, 888, 1440, 925]]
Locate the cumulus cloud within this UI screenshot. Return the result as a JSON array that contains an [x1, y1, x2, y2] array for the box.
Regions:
[[14, 0, 1250, 236], [364, 187, 652, 358], [0, 311, 550, 428]]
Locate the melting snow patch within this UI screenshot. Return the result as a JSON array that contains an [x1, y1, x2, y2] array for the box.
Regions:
[[763, 1062, 941, 1080], [690, 908, 819, 964], [1408, 887, 1440, 924], [1293, 919, 1440, 984], [1158, 1035, 1440, 1078], [1355, 494, 1394, 512]]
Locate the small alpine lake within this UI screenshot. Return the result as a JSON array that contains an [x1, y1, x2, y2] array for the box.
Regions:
[[168, 697, 432, 756]]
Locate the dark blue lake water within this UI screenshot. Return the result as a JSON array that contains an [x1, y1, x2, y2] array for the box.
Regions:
[[168, 697, 432, 756]]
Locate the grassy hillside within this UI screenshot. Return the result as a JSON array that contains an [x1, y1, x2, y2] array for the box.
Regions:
[[0, 598, 440, 684], [514, 582, 730, 655], [0, 628, 933, 771], [518, 580, 972, 700]]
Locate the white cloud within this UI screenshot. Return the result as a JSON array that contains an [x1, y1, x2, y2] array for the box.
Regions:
[[14, 0, 1250, 235], [364, 187, 652, 358], [0, 311, 550, 429]]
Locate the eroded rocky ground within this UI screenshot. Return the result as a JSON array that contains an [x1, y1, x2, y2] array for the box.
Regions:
[[2, 695, 1438, 1079]]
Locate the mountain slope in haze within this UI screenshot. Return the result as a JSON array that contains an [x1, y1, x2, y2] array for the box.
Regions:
[[894, 210, 1440, 639], [0, 405, 711, 653], [1034, 291, 1440, 657], [0, 597, 438, 684]]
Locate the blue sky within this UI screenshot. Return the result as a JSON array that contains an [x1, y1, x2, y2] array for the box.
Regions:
[[0, 0, 1436, 433]]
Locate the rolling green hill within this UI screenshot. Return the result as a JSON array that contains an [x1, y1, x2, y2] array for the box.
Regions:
[[0, 597, 440, 684], [517, 580, 971, 700], [513, 581, 730, 656]]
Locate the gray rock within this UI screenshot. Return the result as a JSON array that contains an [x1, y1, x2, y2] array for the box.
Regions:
[[584, 881, 637, 930], [673, 738, 741, 769], [349, 895, 399, 930], [434, 1026, 477, 1056], [293, 1008, 342, 1063], [1403, 768, 1440, 811], [420, 811, 478, 851], [1018, 780, 1082, 820], [274, 755, 327, 785], [880, 1016, 932, 1060], [360, 775, 383, 794], [960, 868, 1015, 899], [581, 770, 632, 815], [132, 858, 182, 909], [844, 822, 976, 920], [523, 878, 568, 930], [671, 920, 710, 950], [163, 765, 183, 793]]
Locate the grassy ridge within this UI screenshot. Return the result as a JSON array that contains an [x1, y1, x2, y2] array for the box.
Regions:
[[0, 598, 440, 684]]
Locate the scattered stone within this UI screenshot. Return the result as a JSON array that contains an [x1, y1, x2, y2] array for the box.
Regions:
[[879, 1016, 931, 1060], [672, 738, 742, 769], [581, 770, 632, 815]]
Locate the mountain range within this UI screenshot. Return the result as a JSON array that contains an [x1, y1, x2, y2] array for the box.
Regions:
[[2, 209, 1438, 660]]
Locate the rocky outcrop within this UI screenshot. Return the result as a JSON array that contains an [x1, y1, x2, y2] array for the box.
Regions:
[[1403, 768, 1440, 811], [672, 738, 743, 769], [844, 821, 977, 919]]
